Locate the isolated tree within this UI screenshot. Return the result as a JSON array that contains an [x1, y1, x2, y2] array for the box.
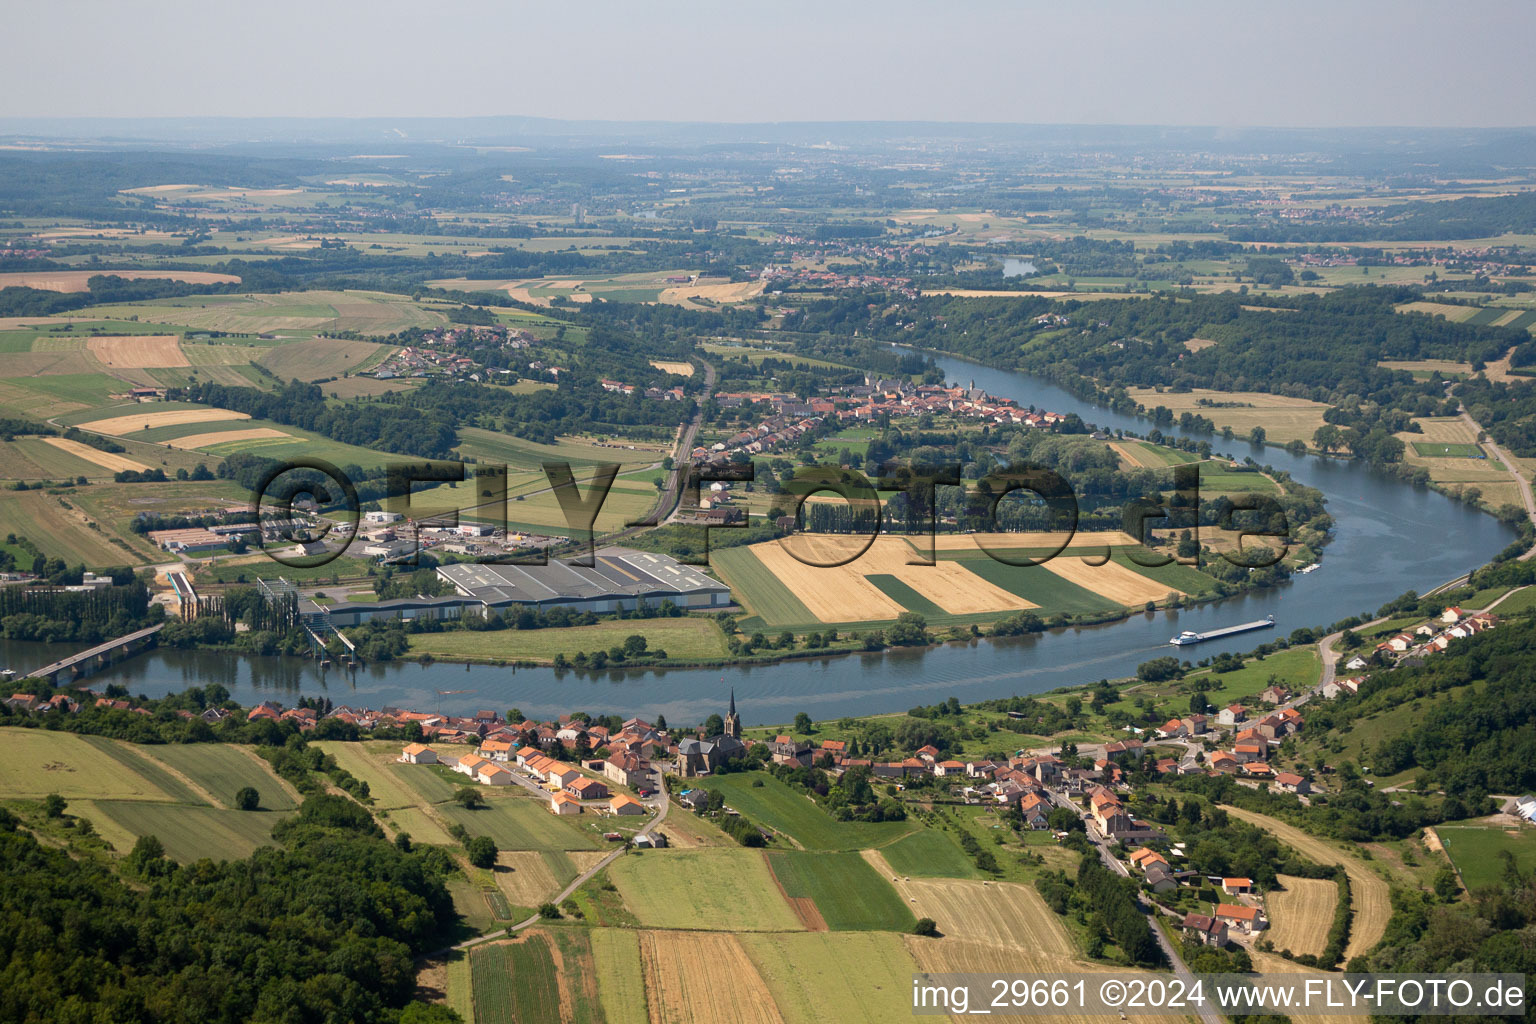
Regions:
[[43, 793, 66, 819], [234, 786, 260, 811], [793, 712, 814, 735], [454, 788, 487, 810], [466, 835, 497, 868]]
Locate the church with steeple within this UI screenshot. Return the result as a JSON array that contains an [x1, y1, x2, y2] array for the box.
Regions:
[[675, 689, 746, 777], [723, 688, 742, 739]]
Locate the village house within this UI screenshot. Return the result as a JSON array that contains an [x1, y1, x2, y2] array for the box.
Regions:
[[609, 794, 645, 816], [1222, 877, 1254, 896], [1258, 685, 1290, 705], [567, 776, 610, 800], [550, 792, 582, 815], [478, 763, 513, 786], [1274, 772, 1311, 795], [1182, 913, 1230, 947], [455, 753, 489, 778], [1017, 793, 1052, 829], [604, 751, 651, 789], [769, 735, 813, 766], [1217, 705, 1248, 727], [1215, 904, 1264, 934], [477, 737, 515, 762], [400, 743, 437, 765], [1129, 847, 1169, 874]]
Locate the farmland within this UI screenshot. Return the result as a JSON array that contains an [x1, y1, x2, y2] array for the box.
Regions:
[[1264, 874, 1338, 957], [738, 932, 918, 1024], [439, 794, 603, 851], [714, 530, 1214, 630], [1221, 805, 1391, 961], [591, 928, 649, 1024], [405, 617, 730, 664], [1124, 387, 1332, 445], [767, 851, 915, 931], [702, 774, 918, 850], [78, 800, 288, 863], [1437, 824, 1536, 891], [139, 743, 299, 811], [87, 290, 448, 336], [469, 933, 564, 1024], [639, 931, 785, 1024], [870, 859, 1077, 959], [875, 828, 980, 879], [256, 337, 395, 380], [608, 848, 803, 931]]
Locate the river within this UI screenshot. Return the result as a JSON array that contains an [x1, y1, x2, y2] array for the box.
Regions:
[[1, 354, 1513, 726]]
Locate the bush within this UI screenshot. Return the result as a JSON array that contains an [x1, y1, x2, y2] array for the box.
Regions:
[[538, 903, 561, 919]]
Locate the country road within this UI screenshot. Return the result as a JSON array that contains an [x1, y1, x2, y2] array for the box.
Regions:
[[1046, 789, 1222, 1024], [431, 779, 670, 958], [1460, 406, 1536, 560]]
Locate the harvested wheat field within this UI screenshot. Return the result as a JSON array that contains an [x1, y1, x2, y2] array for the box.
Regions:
[[1251, 951, 1370, 1024], [926, 530, 1140, 551], [1221, 806, 1389, 961], [1184, 337, 1217, 352], [864, 852, 1074, 959], [168, 427, 293, 450], [639, 931, 785, 1024], [903, 937, 1187, 1024], [1041, 553, 1182, 605], [659, 279, 766, 306], [76, 408, 249, 436], [764, 534, 1036, 617], [750, 539, 904, 622], [649, 360, 695, 376], [38, 436, 149, 473], [86, 335, 188, 369], [494, 851, 563, 906], [1265, 874, 1337, 957], [0, 270, 239, 293]]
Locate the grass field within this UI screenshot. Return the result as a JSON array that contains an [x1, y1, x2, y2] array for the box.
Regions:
[[1437, 824, 1536, 890], [439, 795, 602, 851], [876, 828, 981, 879], [703, 774, 917, 851], [609, 848, 803, 931], [0, 488, 158, 565], [767, 851, 916, 931], [405, 618, 730, 663], [738, 932, 918, 1024], [455, 425, 666, 471], [79, 799, 289, 863], [591, 928, 649, 1024], [1265, 874, 1338, 957], [89, 290, 448, 336], [1411, 441, 1486, 458], [0, 731, 187, 801], [141, 743, 298, 811]]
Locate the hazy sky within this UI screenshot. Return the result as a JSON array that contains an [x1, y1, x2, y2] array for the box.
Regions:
[[9, 0, 1536, 127]]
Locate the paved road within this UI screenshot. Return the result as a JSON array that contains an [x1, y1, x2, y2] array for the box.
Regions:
[[1317, 616, 1387, 689], [1460, 406, 1536, 561], [1045, 789, 1221, 1024]]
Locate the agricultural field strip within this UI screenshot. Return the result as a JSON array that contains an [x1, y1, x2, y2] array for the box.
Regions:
[[1220, 806, 1389, 961]]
